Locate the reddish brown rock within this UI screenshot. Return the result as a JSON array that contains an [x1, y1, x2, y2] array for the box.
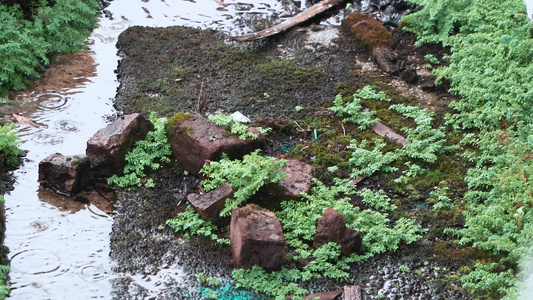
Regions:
[[342, 12, 393, 50], [313, 207, 362, 256], [86, 113, 153, 178], [168, 115, 265, 175], [344, 285, 362, 300], [187, 183, 233, 225], [38, 153, 91, 196], [278, 159, 315, 198], [304, 289, 343, 300], [230, 204, 285, 271]]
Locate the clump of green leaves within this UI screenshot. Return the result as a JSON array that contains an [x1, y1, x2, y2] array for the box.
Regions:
[[0, 0, 100, 96], [200, 150, 287, 216], [0, 265, 9, 299], [329, 86, 390, 130], [207, 113, 270, 140], [231, 179, 425, 299], [348, 138, 399, 178], [404, 0, 533, 297], [166, 207, 229, 244], [390, 104, 452, 163], [0, 123, 23, 166], [108, 113, 172, 188]]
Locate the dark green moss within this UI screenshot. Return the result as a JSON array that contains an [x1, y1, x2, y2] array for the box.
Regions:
[[165, 112, 191, 136]]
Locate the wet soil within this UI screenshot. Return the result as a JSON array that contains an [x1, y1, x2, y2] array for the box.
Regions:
[[110, 20, 474, 299]]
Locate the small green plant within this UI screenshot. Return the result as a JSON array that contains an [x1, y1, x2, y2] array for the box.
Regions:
[[200, 150, 287, 216], [424, 54, 440, 65], [0, 264, 9, 299], [0, 123, 23, 166], [207, 113, 270, 140], [348, 138, 399, 178], [108, 113, 172, 188], [166, 207, 230, 244], [294, 105, 304, 112], [399, 265, 411, 272], [0, 0, 100, 96], [329, 86, 390, 130]]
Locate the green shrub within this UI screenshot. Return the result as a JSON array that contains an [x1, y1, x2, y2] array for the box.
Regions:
[[0, 123, 23, 166], [207, 113, 270, 140], [0, 0, 99, 96], [200, 150, 287, 216], [108, 113, 172, 188], [404, 0, 533, 297]]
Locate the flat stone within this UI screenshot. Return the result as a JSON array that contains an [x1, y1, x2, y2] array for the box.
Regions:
[[167, 114, 265, 175], [344, 285, 362, 300], [230, 204, 285, 271], [314, 207, 362, 256], [187, 183, 233, 225], [86, 113, 153, 178], [38, 153, 91, 196], [278, 159, 315, 198]]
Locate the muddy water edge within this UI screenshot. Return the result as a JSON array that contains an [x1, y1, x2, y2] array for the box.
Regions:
[[0, 0, 477, 299]]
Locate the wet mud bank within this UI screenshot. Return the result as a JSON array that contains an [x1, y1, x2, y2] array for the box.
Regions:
[[111, 22, 472, 299]]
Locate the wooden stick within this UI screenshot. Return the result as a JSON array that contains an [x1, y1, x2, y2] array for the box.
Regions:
[[233, 0, 343, 41]]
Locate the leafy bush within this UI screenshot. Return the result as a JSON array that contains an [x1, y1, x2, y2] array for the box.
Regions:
[[0, 264, 9, 299], [200, 150, 287, 216], [166, 207, 229, 244], [0, 123, 23, 166], [329, 86, 390, 130], [207, 113, 270, 140], [108, 113, 172, 188], [404, 0, 533, 297], [0, 0, 99, 96], [230, 179, 425, 299]]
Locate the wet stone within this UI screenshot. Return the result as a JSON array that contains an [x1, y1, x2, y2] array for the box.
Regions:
[[187, 183, 233, 225], [38, 153, 91, 196], [86, 113, 153, 179], [167, 114, 265, 175], [344, 285, 363, 300], [278, 159, 315, 198], [314, 207, 362, 257], [230, 204, 285, 271]]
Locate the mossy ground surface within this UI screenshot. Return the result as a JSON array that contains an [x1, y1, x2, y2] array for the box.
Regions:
[[112, 24, 475, 299]]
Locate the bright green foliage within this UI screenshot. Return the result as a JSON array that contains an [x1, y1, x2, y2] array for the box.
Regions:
[[232, 266, 308, 300], [0, 123, 23, 166], [273, 179, 424, 280], [329, 86, 391, 129], [36, 0, 100, 54], [108, 113, 172, 188], [0, 0, 99, 96], [404, 0, 533, 297], [200, 150, 287, 216], [348, 138, 399, 178], [0, 265, 9, 299], [166, 207, 229, 244], [354, 85, 391, 102], [428, 182, 453, 210], [356, 188, 397, 211], [390, 104, 452, 163], [207, 113, 271, 140]]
